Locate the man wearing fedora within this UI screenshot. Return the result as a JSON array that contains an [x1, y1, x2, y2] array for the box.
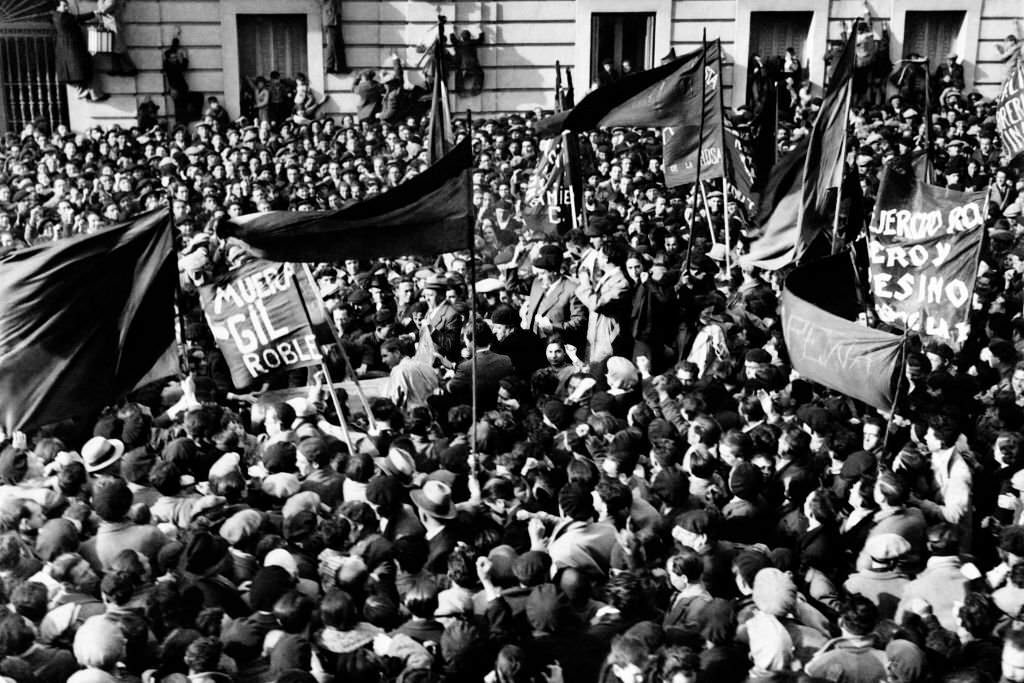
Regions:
[[411, 480, 459, 574], [81, 436, 126, 479], [422, 274, 463, 336], [521, 244, 586, 345]]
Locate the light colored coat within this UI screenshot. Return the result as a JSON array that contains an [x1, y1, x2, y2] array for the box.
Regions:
[[575, 267, 631, 363]]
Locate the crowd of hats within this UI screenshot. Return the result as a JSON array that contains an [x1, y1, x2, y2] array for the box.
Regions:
[[1, 69, 1024, 683]]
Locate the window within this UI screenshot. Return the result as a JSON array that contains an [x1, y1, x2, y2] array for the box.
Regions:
[[237, 14, 308, 84], [590, 13, 654, 86], [903, 11, 964, 68], [748, 12, 812, 80]]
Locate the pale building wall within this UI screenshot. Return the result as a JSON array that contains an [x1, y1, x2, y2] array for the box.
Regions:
[[66, 0, 1013, 131]]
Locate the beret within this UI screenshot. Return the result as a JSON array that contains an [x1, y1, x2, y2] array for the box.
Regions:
[[282, 490, 321, 520], [752, 567, 797, 617], [219, 509, 264, 545], [865, 533, 912, 562], [263, 442, 297, 474], [261, 472, 301, 499]]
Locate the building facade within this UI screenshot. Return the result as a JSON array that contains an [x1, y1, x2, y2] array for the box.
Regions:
[[0, 0, 1018, 132]]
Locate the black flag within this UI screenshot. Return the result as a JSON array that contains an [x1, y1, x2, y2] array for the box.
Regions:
[[797, 24, 857, 257], [537, 46, 706, 132], [741, 140, 808, 270], [663, 41, 724, 187], [228, 138, 473, 262], [427, 33, 453, 163], [0, 209, 177, 432]]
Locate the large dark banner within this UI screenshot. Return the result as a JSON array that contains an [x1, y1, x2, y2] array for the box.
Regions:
[[724, 126, 757, 216], [867, 168, 986, 349], [998, 58, 1024, 162], [739, 140, 808, 270], [797, 26, 856, 256], [0, 209, 176, 432], [782, 255, 903, 411], [547, 45, 704, 132], [663, 41, 724, 187], [199, 260, 322, 389], [227, 137, 472, 262]]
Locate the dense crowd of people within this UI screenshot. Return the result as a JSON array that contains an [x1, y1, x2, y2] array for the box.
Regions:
[[2, 45, 1024, 683]]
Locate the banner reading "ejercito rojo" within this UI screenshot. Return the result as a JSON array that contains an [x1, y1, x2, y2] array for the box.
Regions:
[[867, 168, 987, 349]]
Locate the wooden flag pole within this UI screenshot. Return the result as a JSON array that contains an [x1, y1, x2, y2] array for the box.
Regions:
[[716, 40, 731, 275], [466, 108, 479, 462], [555, 60, 563, 111], [830, 21, 858, 255], [566, 145, 581, 235], [698, 181, 717, 246], [691, 29, 709, 270], [830, 86, 852, 256], [290, 272, 356, 454], [299, 264, 378, 433], [722, 175, 732, 272], [830, 133, 848, 256], [683, 184, 696, 272], [562, 130, 585, 233], [923, 57, 934, 183], [162, 195, 191, 376], [882, 330, 911, 454]]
